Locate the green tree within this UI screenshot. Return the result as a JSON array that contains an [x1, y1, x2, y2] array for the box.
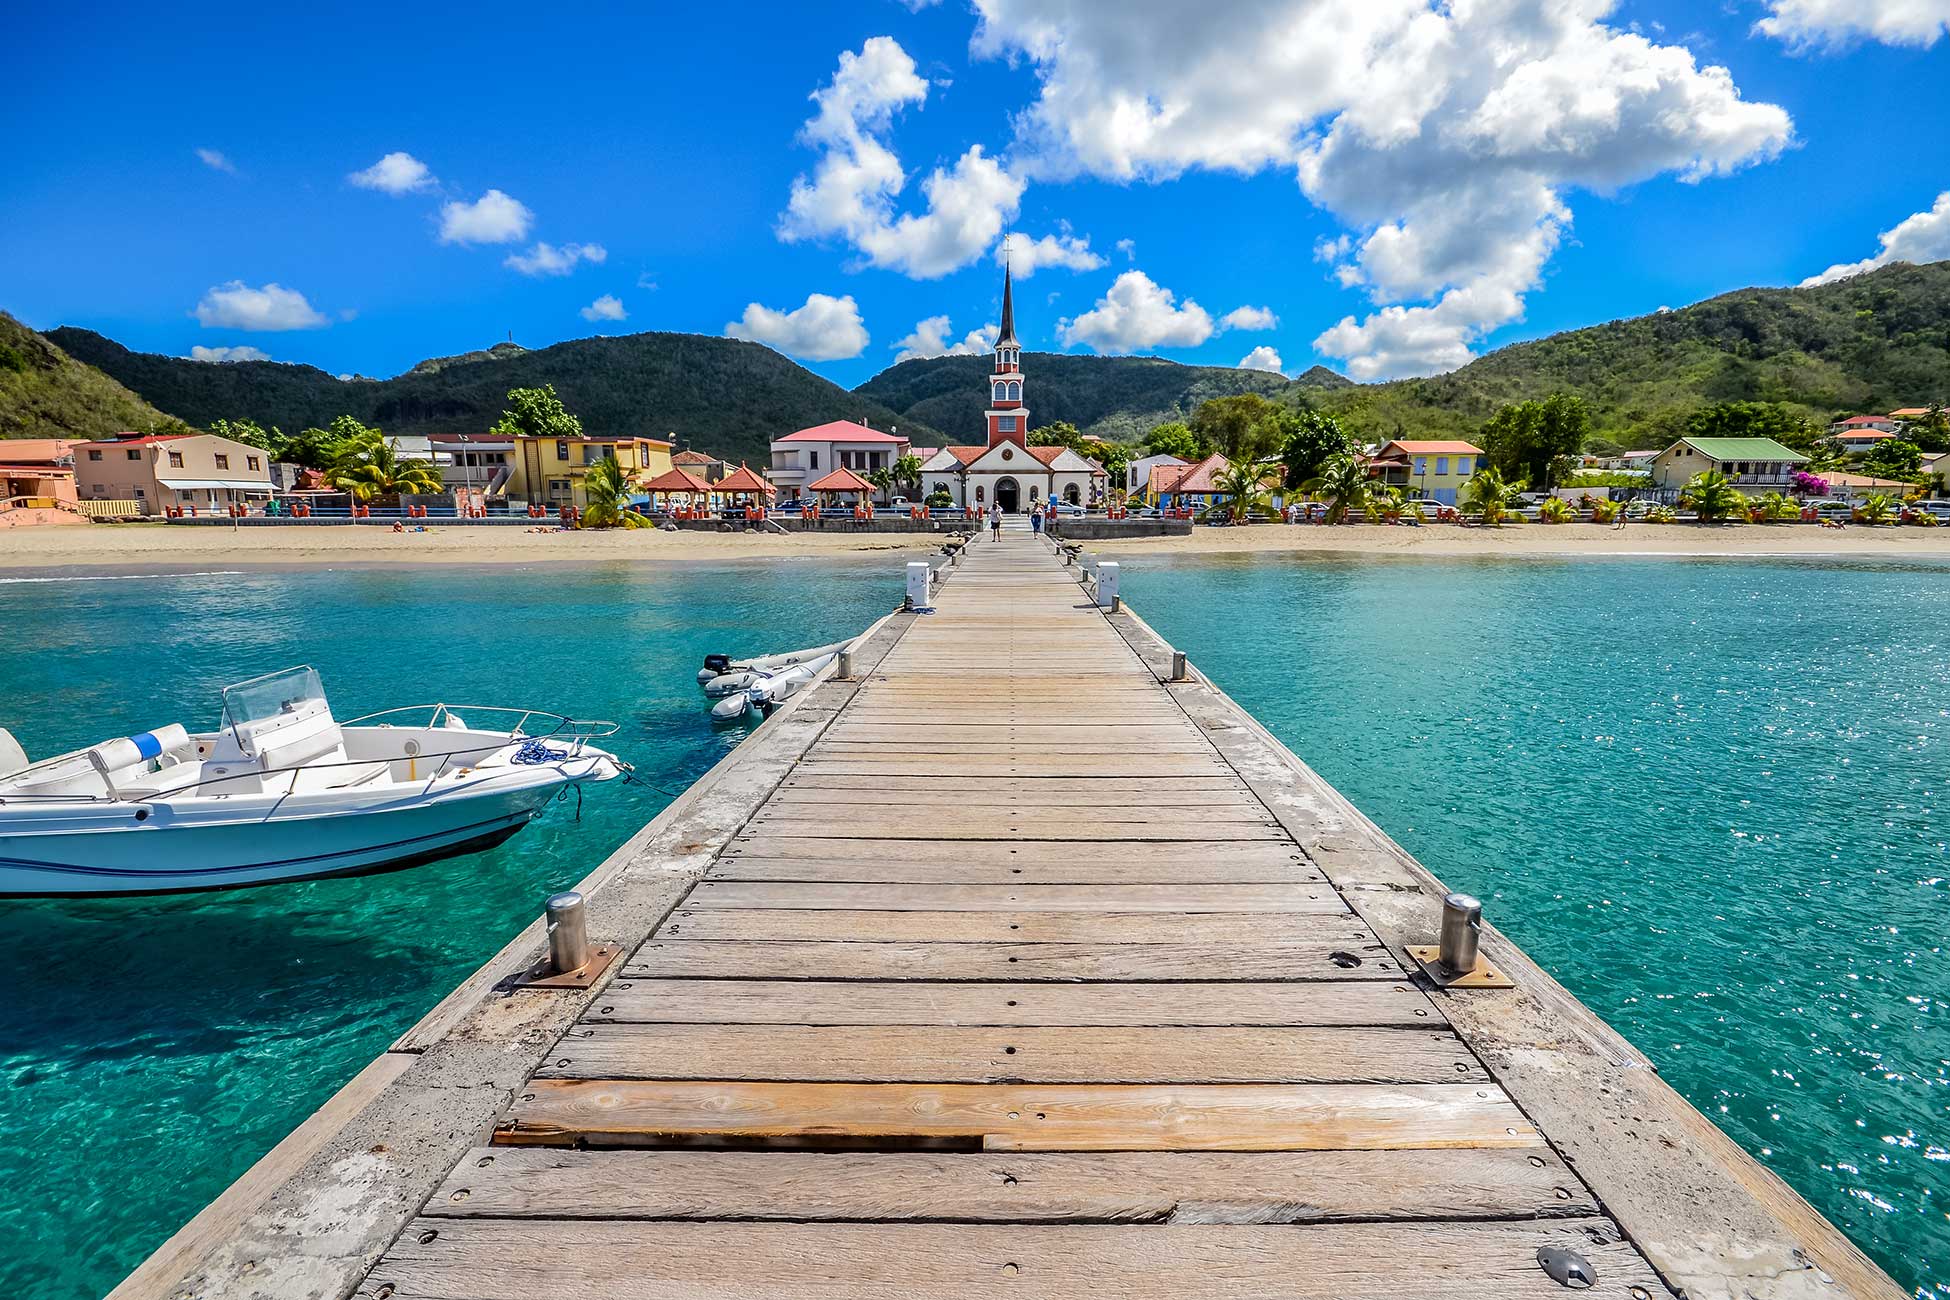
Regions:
[[490, 384, 583, 440], [1862, 438, 1923, 479], [326, 427, 443, 502], [1190, 393, 1285, 463], [1081, 438, 1130, 481], [579, 454, 650, 528], [1277, 410, 1352, 489], [1679, 470, 1746, 522], [1302, 453, 1370, 524], [1685, 401, 1813, 452], [891, 453, 924, 494], [1028, 421, 1085, 450], [1479, 394, 1588, 490], [1903, 404, 1949, 453], [1462, 466, 1523, 526], [1202, 458, 1277, 524], [282, 424, 348, 469], [208, 418, 287, 460], [1140, 421, 1207, 461]]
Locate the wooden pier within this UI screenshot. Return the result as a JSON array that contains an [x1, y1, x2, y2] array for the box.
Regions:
[[121, 528, 1902, 1300]]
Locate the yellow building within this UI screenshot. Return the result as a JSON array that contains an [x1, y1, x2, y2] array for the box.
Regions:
[[1369, 440, 1485, 506], [506, 435, 673, 509]]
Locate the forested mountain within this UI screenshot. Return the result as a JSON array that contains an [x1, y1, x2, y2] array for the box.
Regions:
[[0, 312, 179, 439], [42, 329, 931, 462], [853, 352, 1344, 443]]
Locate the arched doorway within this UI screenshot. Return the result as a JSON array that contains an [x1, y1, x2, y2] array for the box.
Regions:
[[1064, 483, 1081, 504], [995, 477, 1020, 513]]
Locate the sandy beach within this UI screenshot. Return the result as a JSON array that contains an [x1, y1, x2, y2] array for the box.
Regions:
[[4, 519, 1950, 571]]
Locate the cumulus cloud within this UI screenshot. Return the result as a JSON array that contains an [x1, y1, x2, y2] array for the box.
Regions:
[[191, 281, 329, 332], [1004, 232, 1107, 277], [1221, 305, 1278, 331], [893, 315, 998, 362], [580, 294, 628, 322], [1801, 191, 1950, 285], [725, 292, 870, 361], [1238, 345, 1285, 373], [187, 344, 271, 363], [970, 0, 1791, 379], [349, 151, 437, 194], [1756, 0, 1950, 47], [779, 38, 1024, 278], [1115, 237, 1136, 261], [505, 241, 608, 276], [438, 189, 534, 245], [1058, 270, 1214, 353], [196, 148, 236, 174]]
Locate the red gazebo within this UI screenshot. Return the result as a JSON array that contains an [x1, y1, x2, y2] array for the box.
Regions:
[[717, 463, 777, 506], [644, 466, 716, 514], [806, 466, 877, 509]]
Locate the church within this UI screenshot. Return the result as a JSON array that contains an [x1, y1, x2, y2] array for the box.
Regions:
[[918, 267, 1107, 512]]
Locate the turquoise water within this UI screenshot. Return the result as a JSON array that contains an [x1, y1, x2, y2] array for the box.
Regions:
[[0, 555, 1944, 1297], [1128, 554, 1948, 1297]]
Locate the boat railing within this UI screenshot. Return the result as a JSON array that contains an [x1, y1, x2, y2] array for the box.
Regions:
[[338, 704, 621, 742]]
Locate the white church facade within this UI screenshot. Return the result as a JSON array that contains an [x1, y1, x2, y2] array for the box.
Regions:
[[918, 267, 1107, 512]]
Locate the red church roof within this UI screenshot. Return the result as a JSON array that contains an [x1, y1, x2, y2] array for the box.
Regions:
[[806, 467, 877, 494], [777, 420, 906, 444]]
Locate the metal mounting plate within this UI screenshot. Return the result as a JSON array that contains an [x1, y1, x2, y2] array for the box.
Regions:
[[502, 942, 621, 992], [1406, 944, 1516, 989]]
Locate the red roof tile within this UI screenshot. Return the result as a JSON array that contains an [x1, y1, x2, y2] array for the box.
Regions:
[[777, 420, 906, 444], [1377, 439, 1483, 455], [806, 466, 877, 493], [716, 464, 774, 494], [643, 467, 715, 494]]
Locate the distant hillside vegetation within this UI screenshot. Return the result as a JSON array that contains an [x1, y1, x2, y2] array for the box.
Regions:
[[854, 352, 1346, 443], [0, 312, 181, 439], [1312, 260, 1950, 446], [43, 329, 933, 463]]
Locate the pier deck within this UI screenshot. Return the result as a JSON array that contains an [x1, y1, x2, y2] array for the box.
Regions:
[[127, 529, 1902, 1300]]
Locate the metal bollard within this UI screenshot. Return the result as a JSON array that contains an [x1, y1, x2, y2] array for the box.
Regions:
[[546, 891, 591, 974], [837, 648, 854, 680], [1170, 650, 1188, 682], [1437, 892, 1482, 975]]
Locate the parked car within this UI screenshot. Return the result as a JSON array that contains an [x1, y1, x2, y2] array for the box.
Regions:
[[1051, 501, 1086, 517], [1908, 500, 1950, 520]]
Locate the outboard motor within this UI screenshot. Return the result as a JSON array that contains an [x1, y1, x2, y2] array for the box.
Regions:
[[702, 652, 733, 676]]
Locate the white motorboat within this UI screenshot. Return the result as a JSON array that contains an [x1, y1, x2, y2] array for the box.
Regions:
[[709, 652, 837, 723], [0, 667, 625, 897], [696, 640, 851, 687]]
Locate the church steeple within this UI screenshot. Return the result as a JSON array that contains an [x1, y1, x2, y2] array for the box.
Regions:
[[985, 257, 1027, 448]]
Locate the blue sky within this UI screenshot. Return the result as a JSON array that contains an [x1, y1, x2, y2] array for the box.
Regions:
[[3, 0, 1948, 390]]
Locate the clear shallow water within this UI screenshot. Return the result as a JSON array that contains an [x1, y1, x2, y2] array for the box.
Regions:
[[0, 561, 898, 1298], [1128, 554, 1948, 1297], [0, 555, 1944, 1297]]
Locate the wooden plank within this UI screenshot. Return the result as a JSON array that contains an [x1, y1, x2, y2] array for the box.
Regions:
[[655, 908, 1354, 942], [720, 836, 1310, 866], [753, 802, 1278, 823], [704, 859, 1327, 885], [425, 1146, 1595, 1222], [537, 1024, 1483, 1084], [728, 818, 1283, 842], [683, 882, 1332, 912], [625, 939, 1406, 981], [497, 1080, 1542, 1151], [593, 979, 1441, 1027]]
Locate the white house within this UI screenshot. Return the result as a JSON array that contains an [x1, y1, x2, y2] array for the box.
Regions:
[[767, 420, 910, 501], [1827, 414, 1899, 450], [1125, 453, 1188, 496], [916, 266, 1108, 511]]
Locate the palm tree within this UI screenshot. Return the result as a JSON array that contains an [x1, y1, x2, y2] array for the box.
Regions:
[[1679, 470, 1745, 523], [1201, 458, 1276, 524], [579, 454, 650, 529], [326, 430, 443, 502], [1302, 453, 1370, 524], [891, 454, 924, 496], [1462, 466, 1521, 526]]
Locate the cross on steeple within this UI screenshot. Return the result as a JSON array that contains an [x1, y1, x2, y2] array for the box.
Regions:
[[985, 248, 1027, 447]]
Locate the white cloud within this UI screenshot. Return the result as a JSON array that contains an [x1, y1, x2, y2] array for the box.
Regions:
[[187, 344, 271, 363], [438, 189, 534, 245], [191, 281, 329, 332], [1115, 237, 1136, 261], [1058, 270, 1214, 353], [893, 315, 998, 362], [505, 241, 608, 276], [1238, 345, 1285, 373], [636, 272, 658, 290], [1221, 305, 1278, 331], [1005, 232, 1107, 277], [971, 0, 1791, 379], [349, 151, 437, 194], [779, 38, 1024, 278], [580, 294, 628, 322], [196, 148, 235, 174], [725, 292, 870, 361], [1756, 0, 1950, 47], [1801, 191, 1950, 285]]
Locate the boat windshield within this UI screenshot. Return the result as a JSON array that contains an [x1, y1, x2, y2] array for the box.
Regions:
[[220, 667, 328, 737]]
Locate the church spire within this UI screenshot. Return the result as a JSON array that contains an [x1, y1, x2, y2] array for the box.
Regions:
[[996, 259, 1018, 347]]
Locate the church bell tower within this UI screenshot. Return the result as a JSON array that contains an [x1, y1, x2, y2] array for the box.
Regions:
[[984, 260, 1027, 448]]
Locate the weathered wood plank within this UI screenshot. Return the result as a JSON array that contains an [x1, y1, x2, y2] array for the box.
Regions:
[[624, 939, 1405, 981], [719, 836, 1309, 866], [655, 908, 1354, 942], [424, 1146, 1594, 1222], [704, 859, 1327, 885], [683, 882, 1331, 912], [537, 1024, 1483, 1084], [497, 1080, 1543, 1151], [592, 979, 1440, 1027]]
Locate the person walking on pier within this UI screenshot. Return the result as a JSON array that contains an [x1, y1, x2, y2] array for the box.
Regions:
[[989, 503, 1002, 540], [1030, 501, 1045, 535]]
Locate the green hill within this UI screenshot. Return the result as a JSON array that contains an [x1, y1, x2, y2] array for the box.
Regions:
[[1310, 260, 1950, 447], [42, 329, 933, 463], [0, 312, 181, 439], [852, 352, 1327, 444]]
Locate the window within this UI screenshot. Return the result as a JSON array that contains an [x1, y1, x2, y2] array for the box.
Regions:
[[214, 454, 229, 470], [809, 451, 819, 469], [1457, 457, 1472, 474], [169, 451, 185, 468], [246, 456, 260, 471], [87, 449, 102, 461], [1414, 457, 1428, 475], [998, 416, 1017, 433], [133, 486, 144, 497], [127, 449, 141, 461], [1008, 381, 1020, 401], [1435, 457, 1448, 475], [993, 383, 1006, 402], [556, 441, 569, 461]]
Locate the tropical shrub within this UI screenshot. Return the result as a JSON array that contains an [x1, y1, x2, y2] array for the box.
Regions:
[[326, 428, 443, 502], [1302, 453, 1370, 524], [1646, 504, 1678, 524], [1793, 471, 1829, 496], [1462, 466, 1522, 526], [925, 488, 954, 508], [578, 454, 650, 529], [1755, 491, 1797, 522], [1588, 497, 1621, 523], [1855, 493, 1896, 524], [1537, 496, 1575, 523], [1680, 470, 1746, 522], [1904, 507, 1940, 527]]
